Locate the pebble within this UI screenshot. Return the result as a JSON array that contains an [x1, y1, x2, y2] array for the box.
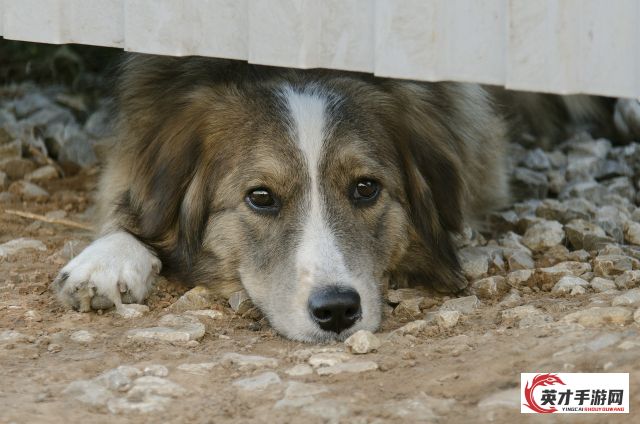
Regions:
[[126, 314, 205, 342], [593, 255, 636, 277], [0, 330, 28, 343], [169, 286, 216, 312], [392, 320, 428, 336], [521, 220, 564, 251], [562, 307, 633, 326], [614, 270, 640, 289], [285, 364, 314, 377], [25, 310, 43, 322], [392, 298, 423, 320], [386, 288, 428, 304], [471, 276, 508, 299], [177, 362, 218, 375], [143, 365, 169, 377], [184, 309, 223, 319], [635, 308, 640, 324], [0, 158, 37, 180], [229, 290, 252, 314], [63, 379, 112, 407], [0, 238, 47, 259], [385, 394, 455, 421], [500, 305, 552, 328], [435, 310, 460, 329], [70, 330, 95, 344], [534, 261, 592, 289], [0, 170, 7, 189], [308, 352, 351, 368], [590, 277, 617, 292], [316, 361, 378, 375], [8, 180, 49, 201], [477, 389, 521, 409], [611, 289, 640, 306], [233, 372, 281, 391], [511, 167, 548, 200], [564, 219, 608, 250], [624, 221, 640, 245], [552, 276, 590, 295], [116, 304, 150, 319], [221, 352, 278, 370], [275, 381, 328, 408], [505, 250, 535, 270], [440, 295, 480, 314], [25, 165, 58, 181], [344, 330, 381, 354], [506, 269, 534, 288]]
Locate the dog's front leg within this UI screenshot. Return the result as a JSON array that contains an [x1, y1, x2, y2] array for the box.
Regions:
[[53, 231, 161, 311]]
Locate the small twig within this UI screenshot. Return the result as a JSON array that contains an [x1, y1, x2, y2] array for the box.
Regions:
[[4, 209, 93, 231]]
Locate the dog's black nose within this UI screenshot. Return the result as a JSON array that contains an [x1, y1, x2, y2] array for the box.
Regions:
[[308, 286, 362, 333]]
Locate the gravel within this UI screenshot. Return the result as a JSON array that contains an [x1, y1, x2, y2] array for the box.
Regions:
[[0, 238, 47, 259], [344, 330, 381, 354]]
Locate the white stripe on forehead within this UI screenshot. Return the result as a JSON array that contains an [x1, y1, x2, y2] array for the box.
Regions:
[[279, 85, 350, 286]]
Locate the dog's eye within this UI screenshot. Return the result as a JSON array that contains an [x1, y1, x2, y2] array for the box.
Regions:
[[246, 188, 279, 213], [352, 179, 380, 204]]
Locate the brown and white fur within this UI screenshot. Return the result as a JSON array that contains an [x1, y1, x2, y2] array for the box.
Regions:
[[53, 54, 621, 342]]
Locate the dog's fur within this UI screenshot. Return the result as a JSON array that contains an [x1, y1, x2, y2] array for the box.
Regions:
[[53, 54, 619, 342]]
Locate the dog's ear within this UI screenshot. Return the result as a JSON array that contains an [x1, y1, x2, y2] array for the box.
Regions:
[[384, 83, 468, 292]]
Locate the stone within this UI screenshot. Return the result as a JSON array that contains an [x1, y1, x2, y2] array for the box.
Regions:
[[435, 310, 460, 329], [593, 255, 636, 277], [57, 239, 88, 260], [221, 352, 278, 370], [506, 269, 534, 288], [95, 366, 140, 391], [520, 148, 550, 171], [562, 307, 633, 326], [605, 176, 635, 199], [498, 290, 523, 308], [624, 221, 640, 245], [534, 262, 592, 289], [500, 305, 552, 328], [392, 320, 428, 336], [0, 158, 37, 180], [511, 167, 548, 200], [25, 310, 42, 322], [386, 288, 428, 304], [471, 276, 508, 299], [127, 376, 186, 398], [316, 361, 378, 375], [635, 308, 640, 324], [8, 180, 49, 201], [115, 304, 149, 319], [275, 381, 329, 408], [614, 270, 640, 289], [0, 330, 28, 343], [144, 365, 169, 377], [70, 330, 94, 344], [229, 290, 252, 314], [590, 277, 617, 292], [84, 106, 113, 138], [440, 295, 480, 314], [344, 330, 381, 354], [0, 238, 47, 259], [564, 219, 608, 250], [393, 298, 423, 320], [184, 309, 223, 319], [477, 389, 521, 409], [552, 276, 590, 295], [25, 165, 58, 181], [177, 362, 218, 375], [596, 206, 629, 242], [63, 380, 112, 407], [560, 180, 607, 204], [285, 364, 314, 377], [45, 123, 97, 168], [126, 314, 205, 342], [611, 289, 640, 306], [0, 171, 7, 190], [169, 286, 216, 312], [505, 250, 535, 270], [566, 156, 601, 181], [458, 246, 490, 280], [233, 372, 281, 391], [522, 220, 564, 251], [385, 394, 456, 421], [308, 352, 351, 368]]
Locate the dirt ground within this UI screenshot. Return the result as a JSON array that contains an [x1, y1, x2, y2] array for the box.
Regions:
[[0, 169, 638, 424]]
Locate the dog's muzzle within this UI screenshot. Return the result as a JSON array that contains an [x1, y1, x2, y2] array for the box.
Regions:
[[308, 285, 362, 333]]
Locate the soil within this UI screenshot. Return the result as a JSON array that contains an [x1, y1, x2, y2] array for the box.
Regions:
[[0, 170, 638, 424]]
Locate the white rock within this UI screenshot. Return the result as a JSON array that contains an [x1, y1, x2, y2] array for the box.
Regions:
[[144, 365, 169, 377], [634, 308, 640, 324], [440, 295, 480, 314], [590, 277, 617, 292], [222, 352, 278, 370], [126, 314, 205, 342], [624, 221, 640, 245], [285, 364, 313, 377], [128, 376, 186, 398], [232, 372, 281, 391], [315, 361, 378, 375], [63, 379, 112, 407], [177, 362, 218, 375], [0, 330, 28, 343], [95, 367, 138, 392], [229, 290, 252, 313], [184, 309, 223, 319], [500, 305, 552, 328], [552, 276, 590, 295], [562, 307, 633, 326], [116, 304, 149, 319], [522, 220, 564, 251], [614, 270, 640, 289], [169, 286, 215, 312], [8, 180, 49, 200], [275, 381, 328, 408], [308, 352, 351, 368], [611, 289, 640, 306], [24, 310, 42, 322], [0, 238, 46, 259], [107, 395, 169, 414], [25, 165, 58, 181], [385, 394, 456, 421], [477, 389, 520, 409], [435, 310, 461, 329], [392, 320, 428, 336], [70, 330, 94, 343], [344, 330, 381, 354]]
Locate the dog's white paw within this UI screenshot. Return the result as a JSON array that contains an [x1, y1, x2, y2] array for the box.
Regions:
[[614, 98, 640, 140], [53, 232, 161, 312]]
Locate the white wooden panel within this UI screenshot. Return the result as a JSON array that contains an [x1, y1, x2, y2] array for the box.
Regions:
[[124, 0, 248, 58], [0, 0, 638, 98]]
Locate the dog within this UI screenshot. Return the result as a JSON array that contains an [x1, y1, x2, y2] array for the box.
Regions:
[[52, 54, 627, 342]]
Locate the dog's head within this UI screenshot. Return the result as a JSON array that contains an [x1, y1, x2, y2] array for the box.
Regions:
[[117, 58, 471, 342]]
